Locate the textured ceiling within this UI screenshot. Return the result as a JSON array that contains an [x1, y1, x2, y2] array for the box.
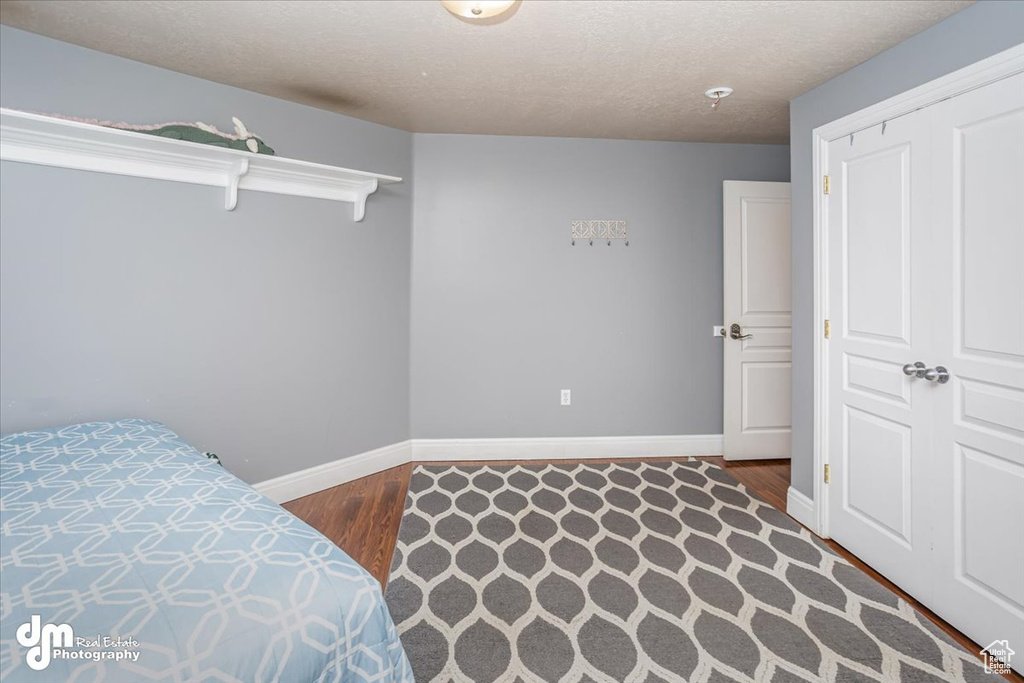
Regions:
[[0, 0, 972, 144]]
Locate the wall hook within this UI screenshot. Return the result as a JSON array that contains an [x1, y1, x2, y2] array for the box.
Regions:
[[589, 239, 593, 246], [881, 120, 887, 135], [571, 238, 575, 246], [625, 240, 629, 246], [849, 133, 854, 145], [607, 239, 611, 246]]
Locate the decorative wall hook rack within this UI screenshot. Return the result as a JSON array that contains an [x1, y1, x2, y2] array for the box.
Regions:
[[571, 220, 628, 246]]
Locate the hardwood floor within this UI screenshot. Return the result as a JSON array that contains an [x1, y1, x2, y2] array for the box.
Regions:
[[284, 461, 413, 585], [283, 457, 1022, 682]]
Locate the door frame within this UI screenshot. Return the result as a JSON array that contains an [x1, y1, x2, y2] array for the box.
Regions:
[[804, 43, 1024, 538]]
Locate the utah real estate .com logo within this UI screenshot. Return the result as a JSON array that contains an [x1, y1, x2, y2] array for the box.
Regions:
[[980, 639, 1015, 676], [16, 615, 141, 671]]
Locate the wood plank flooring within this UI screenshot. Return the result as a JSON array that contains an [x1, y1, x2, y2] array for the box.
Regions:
[[284, 461, 413, 585], [283, 456, 1022, 682]]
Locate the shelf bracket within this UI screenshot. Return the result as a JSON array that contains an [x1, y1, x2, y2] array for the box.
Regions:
[[224, 158, 250, 211], [352, 178, 379, 222]]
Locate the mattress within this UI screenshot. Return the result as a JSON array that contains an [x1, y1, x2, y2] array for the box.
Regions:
[[0, 419, 412, 682]]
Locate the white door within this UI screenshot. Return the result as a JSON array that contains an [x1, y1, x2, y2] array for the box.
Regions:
[[723, 181, 792, 460], [826, 71, 1024, 666], [929, 72, 1024, 659], [825, 107, 936, 601]]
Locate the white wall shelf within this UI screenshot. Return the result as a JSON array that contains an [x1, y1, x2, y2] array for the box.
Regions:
[[0, 108, 402, 222]]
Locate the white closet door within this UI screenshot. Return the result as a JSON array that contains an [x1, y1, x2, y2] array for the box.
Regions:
[[929, 72, 1024, 659], [826, 109, 936, 599]]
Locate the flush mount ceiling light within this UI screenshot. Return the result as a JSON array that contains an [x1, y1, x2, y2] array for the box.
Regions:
[[705, 86, 734, 110], [440, 0, 517, 19]]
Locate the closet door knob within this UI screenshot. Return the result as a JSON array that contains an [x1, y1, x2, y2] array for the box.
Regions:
[[903, 362, 949, 383], [923, 366, 950, 384], [903, 362, 926, 377]]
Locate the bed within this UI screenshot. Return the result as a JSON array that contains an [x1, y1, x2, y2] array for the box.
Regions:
[[0, 419, 412, 682]]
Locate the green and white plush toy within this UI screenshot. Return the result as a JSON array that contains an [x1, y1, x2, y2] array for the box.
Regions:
[[168, 117, 275, 154], [106, 116, 276, 155], [32, 112, 276, 155]]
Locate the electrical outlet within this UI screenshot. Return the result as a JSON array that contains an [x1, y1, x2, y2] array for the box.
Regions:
[[713, 325, 725, 338], [560, 389, 571, 406]]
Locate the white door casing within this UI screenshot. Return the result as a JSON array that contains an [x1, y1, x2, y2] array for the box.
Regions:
[[723, 181, 792, 460], [824, 70, 1024, 665]]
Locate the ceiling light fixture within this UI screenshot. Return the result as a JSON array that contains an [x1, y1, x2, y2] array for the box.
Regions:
[[440, 0, 517, 19], [705, 86, 734, 110]]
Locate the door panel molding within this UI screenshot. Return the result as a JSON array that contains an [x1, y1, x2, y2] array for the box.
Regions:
[[953, 443, 1024, 611], [844, 353, 913, 407], [842, 404, 914, 548], [956, 377, 1024, 439]]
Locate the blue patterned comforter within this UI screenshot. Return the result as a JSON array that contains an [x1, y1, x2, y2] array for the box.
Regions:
[[0, 420, 412, 682]]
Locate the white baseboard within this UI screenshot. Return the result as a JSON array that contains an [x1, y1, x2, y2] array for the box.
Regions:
[[411, 434, 724, 462], [256, 434, 723, 503], [786, 485, 818, 534], [256, 440, 412, 504]]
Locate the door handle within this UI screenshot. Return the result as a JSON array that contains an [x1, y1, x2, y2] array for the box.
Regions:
[[729, 323, 753, 340], [902, 362, 950, 384], [902, 362, 926, 377], [923, 366, 950, 384]]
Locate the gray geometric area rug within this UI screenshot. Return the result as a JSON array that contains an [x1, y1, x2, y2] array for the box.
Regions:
[[385, 460, 988, 683]]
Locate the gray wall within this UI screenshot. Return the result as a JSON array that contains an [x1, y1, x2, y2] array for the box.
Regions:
[[1, 26, 792, 484], [0, 26, 413, 484], [410, 134, 789, 438], [788, 1, 1024, 497]]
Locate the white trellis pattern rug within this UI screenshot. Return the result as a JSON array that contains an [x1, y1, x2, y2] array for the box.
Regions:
[[385, 460, 989, 683]]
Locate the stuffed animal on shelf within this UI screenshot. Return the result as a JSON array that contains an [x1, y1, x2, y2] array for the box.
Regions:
[[26, 111, 276, 155], [106, 116, 276, 155]]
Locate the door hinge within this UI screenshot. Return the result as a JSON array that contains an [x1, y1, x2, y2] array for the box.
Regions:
[[823, 175, 830, 195], [824, 464, 831, 484], [824, 319, 831, 339]]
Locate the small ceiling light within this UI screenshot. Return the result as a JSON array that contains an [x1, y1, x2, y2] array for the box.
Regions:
[[705, 86, 734, 110], [440, 0, 516, 19]]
